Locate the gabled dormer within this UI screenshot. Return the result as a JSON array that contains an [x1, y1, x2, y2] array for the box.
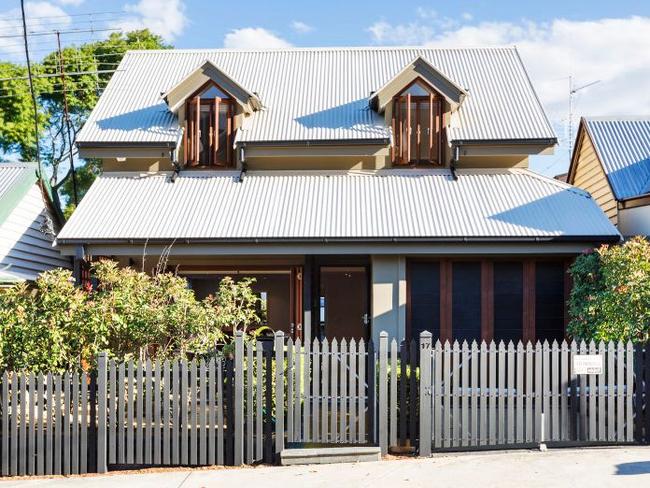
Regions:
[[162, 60, 261, 168], [370, 56, 467, 166]]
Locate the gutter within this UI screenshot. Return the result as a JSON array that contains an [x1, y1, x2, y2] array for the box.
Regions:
[[57, 234, 621, 246], [235, 138, 391, 147], [453, 138, 558, 146]]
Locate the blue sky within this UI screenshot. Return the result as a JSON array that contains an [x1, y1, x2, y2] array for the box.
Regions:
[[1, 0, 650, 174]]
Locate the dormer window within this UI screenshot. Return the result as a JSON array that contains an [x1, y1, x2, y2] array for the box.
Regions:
[[184, 81, 235, 167], [391, 79, 443, 166]]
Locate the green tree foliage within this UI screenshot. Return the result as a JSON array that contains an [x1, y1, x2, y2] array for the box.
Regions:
[[0, 260, 261, 372], [0, 30, 170, 213], [568, 237, 650, 343]]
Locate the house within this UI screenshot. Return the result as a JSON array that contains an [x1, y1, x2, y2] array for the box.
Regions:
[[568, 116, 650, 237], [56, 47, 620, 344], [0, 162, 71, 286]]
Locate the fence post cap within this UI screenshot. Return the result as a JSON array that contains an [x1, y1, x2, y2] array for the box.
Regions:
[[234, 330, 244, 337], [420, 331, 433, 339], [97, 351, 108, 359], [379, 331, 388, 338], [274, 330, 285, 337]]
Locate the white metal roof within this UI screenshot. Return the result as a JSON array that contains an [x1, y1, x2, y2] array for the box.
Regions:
[[584, 117, 650, 200], [57, 168, 618, 243], [77, 47, 556, 146]]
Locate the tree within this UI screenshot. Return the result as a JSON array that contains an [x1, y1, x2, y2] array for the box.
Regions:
[[0, 30, 170, 213], [567, 237, 650, 343]]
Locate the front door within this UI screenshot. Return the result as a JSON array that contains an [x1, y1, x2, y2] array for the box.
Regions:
[[318, 266, 369, 340]]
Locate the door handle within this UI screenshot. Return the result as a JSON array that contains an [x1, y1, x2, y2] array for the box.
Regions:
[[362, 313, 370, 326]]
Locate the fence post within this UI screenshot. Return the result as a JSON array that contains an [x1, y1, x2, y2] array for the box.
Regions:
[[419, 331, 432, 457], [275, 331, 285, 460], [379, 332, 388, 456], [234, 331, 244, 466], [96, 352, 108, 474], [367, 338, 377, 445]]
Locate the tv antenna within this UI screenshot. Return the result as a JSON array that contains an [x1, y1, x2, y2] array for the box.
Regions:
[[568, 76, 601, 156]]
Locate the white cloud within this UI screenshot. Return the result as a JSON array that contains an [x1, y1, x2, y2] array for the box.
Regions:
[[366, 15, 650, 175], [291, 21, 313, 34], [223, 27, 292, 49], [117, 0, 187, 41], [0, 2, 72, 61]]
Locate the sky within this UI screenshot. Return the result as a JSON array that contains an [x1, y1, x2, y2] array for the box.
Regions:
[[1, 0, 650, 175]]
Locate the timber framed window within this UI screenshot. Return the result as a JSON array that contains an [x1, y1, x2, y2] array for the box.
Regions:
[[184, 81, 235, 167], [392, 79, 443, 165]]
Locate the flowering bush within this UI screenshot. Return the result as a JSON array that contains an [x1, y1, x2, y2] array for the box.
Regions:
[[567, 236, 650, 343], [0, 260, 260, 372]]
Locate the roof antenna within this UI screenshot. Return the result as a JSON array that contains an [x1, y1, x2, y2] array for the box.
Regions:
[[568, 76, 600, 158]]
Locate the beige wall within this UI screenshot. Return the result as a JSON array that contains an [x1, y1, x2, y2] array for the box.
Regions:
[[571, 132, 618, 224], [103, 157, 175, 172], [371, 255, 407, 343]]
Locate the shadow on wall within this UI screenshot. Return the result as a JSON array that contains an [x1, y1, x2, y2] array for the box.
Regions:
[[615, 461, 650, 476]]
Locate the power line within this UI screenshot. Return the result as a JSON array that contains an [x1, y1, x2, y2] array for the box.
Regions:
[[0, 69, 120, 82], [0, 10, 123, 21], [0, 27, 120, 39], [19, 0, 41, 173]]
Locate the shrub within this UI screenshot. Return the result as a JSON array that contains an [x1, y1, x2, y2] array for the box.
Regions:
[[567, 236, 650, 343], [0, 260, 260, 372]]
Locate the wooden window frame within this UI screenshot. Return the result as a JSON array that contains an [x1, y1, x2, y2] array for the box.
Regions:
[[183, 80, 236, 168], [391, 79, 444, 166]]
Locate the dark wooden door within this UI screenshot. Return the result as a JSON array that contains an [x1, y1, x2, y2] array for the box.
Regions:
[[318, 266, 369, 341]]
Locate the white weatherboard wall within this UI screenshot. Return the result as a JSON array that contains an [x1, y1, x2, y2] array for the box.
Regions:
[[371, 255, 407, 344], [0, 184, 70, 282], [618, 205, 650, 237]]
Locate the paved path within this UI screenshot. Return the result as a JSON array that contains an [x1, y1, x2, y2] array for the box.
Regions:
[[2, 447, 650, 487]]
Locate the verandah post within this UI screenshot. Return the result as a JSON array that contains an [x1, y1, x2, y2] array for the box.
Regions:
[[419, 331, 432, 457], [234, 331, 244, 466], [96, 352, 108, 474]]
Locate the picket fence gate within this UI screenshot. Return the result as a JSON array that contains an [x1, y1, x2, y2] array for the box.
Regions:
[[2, 331, 650, 477]]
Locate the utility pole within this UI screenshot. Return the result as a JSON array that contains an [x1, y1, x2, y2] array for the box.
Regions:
[[19, 0, 42, 175], [56, 30, 79, 205]]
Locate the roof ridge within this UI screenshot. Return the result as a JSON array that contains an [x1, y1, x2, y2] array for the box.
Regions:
[[124, 45, 518, 55], [513, 168, 593, 198]]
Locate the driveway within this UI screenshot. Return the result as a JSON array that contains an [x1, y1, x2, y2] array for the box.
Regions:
[[2, 447, 649, 487]]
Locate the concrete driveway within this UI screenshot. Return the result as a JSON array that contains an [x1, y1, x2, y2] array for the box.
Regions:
[[2, 447, 649, 487]]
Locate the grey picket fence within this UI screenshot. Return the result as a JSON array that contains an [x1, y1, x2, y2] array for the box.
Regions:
[[413, 334, 640, 457], [2, 332, 650, 477], [0, 370, 97, 477]]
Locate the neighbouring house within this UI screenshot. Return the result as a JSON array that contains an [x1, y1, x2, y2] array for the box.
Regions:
[[0, 162, 71, 286], [568, 116, 650, 237], [56, 47, 620, 344]]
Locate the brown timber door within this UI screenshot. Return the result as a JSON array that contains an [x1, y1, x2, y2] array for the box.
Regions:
[[318, 266, 369, 341]]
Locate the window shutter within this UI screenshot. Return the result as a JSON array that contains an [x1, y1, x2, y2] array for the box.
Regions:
[[213, 97, 220, 165], [429, 93, 434, 163], [226, 104, 233, 166], [406, 93, 411, 163], [391, 99, 397, 163], [193, 95, 200, 164]]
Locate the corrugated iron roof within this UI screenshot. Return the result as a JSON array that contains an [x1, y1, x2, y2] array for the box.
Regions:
[[584, 117, 650, 200], [0, 163, 36, 199], [77, 47, 556, 146], [58, 168, 618, 243]]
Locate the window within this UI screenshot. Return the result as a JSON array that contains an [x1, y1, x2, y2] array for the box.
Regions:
[[392, 80, 443, 165], [493, 262, 524, 343], [185, 81, 235, 167], [535, 262, 566, 342], [451, 262, 482, 341], [408, 261, 441, 340]]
